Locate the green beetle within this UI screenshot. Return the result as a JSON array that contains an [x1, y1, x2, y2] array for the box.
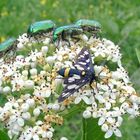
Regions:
[[75, 19, 101, 34], [27, 20, 56, 37], [0, 38, 16, 58], [53, 24, 83, 46]]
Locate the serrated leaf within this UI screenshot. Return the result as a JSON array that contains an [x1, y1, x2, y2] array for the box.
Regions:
[[0, 130, 10, 140], [82, 118, 116, 140]]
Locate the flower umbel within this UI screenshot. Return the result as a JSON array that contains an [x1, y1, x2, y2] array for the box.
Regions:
[[0, 31, 139, 140]]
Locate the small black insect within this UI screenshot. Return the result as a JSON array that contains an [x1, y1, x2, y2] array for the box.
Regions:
[[58, 47, 95, 102]]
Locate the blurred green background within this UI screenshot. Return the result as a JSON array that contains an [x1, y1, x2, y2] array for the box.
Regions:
[[0, 0, 140, 140]]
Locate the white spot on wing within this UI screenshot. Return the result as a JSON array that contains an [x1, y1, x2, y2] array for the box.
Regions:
[[67, 84, 77, 89], [82, 80, 86, 83], [62, 92, 70, 97], [68, 77, 75, 82], [79, 55, 84, 58], [75, 64, 84, 70], [75, 85, 81, 89], [84, 51, 88, 55], [79, 62, 86, 65], [73, 75, 81, 79], [86, 59, 90, 63]]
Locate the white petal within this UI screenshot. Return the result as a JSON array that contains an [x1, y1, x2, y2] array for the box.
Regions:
[[46, 131, 53, 138], [60, 137, 68, 140], [98, 117, 106, 125], [33, 134, 39, 140], [45, 90, 51, 97], [105, 130, 113, 139], [105, 102, 111, 110], [117, 117, 123, 126], [17, 118, 24, 127], [92, 112, 98, 118], [81, 96, 91, 105], [101, 124, 109, 132], [95, 94, 105, 103], [114, 129, 122, 137], [127, 108, 134, 115], [74, 97, 81, 104]]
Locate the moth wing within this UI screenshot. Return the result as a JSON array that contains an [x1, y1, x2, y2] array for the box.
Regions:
[[58, 74, 90, 102], [74, 47, 93, 71]]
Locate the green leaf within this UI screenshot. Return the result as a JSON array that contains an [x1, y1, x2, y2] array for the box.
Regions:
[[0, 130, 10, 140], [82, 118, 116, 140], [131, 68, 140, 92], [60, 104, 84, 119], [135, 47, 140, 64], [75, 130, 82, 140], [0, 94, 8, 106]]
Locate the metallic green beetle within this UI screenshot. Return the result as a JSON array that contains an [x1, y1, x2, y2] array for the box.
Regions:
[[75, 19, 101, 33], [0, 38, 16, 58], [53, 24, 83, 46], [27, 20, 56, 36]]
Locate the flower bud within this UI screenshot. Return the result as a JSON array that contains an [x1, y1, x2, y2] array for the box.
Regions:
[[33, 108, 40, 116], [3, 86, 11, 94], [30, 68, 37, 76], [83, 110, 91, 119]]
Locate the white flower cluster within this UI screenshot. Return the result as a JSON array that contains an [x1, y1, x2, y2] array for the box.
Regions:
[[52, 37, 140, 138], [0, 94, 55, 139], [0, 32, 139, 139]]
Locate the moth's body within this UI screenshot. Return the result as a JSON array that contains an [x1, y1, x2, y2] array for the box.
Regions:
[[57, 47, 95, 102]]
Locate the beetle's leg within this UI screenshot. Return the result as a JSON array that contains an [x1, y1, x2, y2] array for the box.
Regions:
[[62, 31, 70, 47], [71, 32, 80, 44]]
